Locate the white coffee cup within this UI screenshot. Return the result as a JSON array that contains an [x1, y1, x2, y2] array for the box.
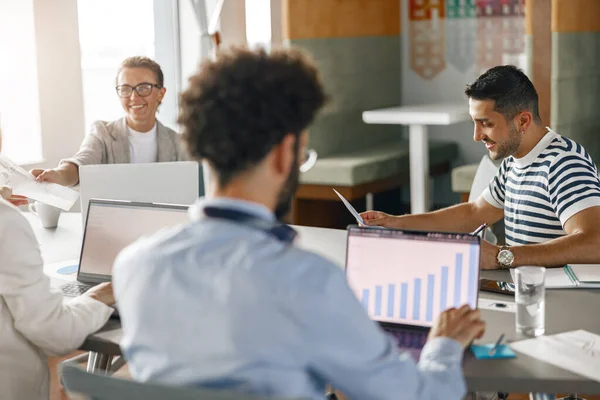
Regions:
[[29, 201, 61, 228]]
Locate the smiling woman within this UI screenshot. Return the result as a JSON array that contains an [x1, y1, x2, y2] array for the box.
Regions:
[[28, 56, 190, 187]]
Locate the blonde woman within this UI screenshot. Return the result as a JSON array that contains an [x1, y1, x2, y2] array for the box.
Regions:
[[31, 56, 188, 186]]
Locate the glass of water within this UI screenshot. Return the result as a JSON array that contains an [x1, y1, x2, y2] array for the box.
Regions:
[[515, 266, 546, 337]]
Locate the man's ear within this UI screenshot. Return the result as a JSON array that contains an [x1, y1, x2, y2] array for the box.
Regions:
[[517, 111, 533, 134], [273, 133, 297, 177]]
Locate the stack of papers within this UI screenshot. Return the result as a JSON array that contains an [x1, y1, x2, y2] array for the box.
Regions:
[[511, 330, 600, 382], [511, 264, 600, 289], [564, 264, 600, 287], [0, 154, 79, 211]]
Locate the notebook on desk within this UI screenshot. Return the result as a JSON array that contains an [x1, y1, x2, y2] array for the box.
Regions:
[[512, 264, 600, 289], [345, 226, 481, 360]]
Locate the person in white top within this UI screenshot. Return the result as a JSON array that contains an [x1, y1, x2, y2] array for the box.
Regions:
[[0, 197, 116, 400], [30, 56, 188, 187]]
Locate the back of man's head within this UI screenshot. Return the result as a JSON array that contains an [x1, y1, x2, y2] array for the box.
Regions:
[[179, 47, 327, 186], [465, 65, 542, 124]]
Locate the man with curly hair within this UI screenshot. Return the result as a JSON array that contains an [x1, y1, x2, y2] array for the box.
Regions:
[[113, 47, 485, 400]]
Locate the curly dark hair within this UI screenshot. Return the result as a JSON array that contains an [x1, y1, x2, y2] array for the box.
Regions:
[[179, 47, 328, 186], [465, 65, 542, 124]]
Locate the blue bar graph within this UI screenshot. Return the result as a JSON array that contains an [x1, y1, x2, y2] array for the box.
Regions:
[[426, 274, 435, 322], [356, 248, 473, 323], [400, 283, 408, 319], [441, 266, 449, 311], [361, 289, 370, 311], [454, 253, 463, 306], [375, 286, 382, 316], [387, 284, 395, 317], [468, 245, 478, 305], [413, 278, 421, 320]]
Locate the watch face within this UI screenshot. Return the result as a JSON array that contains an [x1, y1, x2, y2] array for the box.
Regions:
[[498, 249, 514, 266]]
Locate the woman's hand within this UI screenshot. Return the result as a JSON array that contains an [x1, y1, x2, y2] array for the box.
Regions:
[[0, 186, 28, 206]]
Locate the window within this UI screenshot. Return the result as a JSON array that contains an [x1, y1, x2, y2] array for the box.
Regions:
[[0, 0, 43, 164], [77, 0, 155, 130], [245, 0, 271, 49]]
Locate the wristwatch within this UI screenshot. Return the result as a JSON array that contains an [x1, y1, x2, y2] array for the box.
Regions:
[[497, 246, 514, 268]]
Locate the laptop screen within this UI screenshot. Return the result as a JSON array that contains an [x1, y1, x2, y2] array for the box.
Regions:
[[78, 200, 190, 283], [345, 227, 480, 328]]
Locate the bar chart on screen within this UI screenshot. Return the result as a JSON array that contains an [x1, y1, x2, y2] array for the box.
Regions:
[[346, 234, 479, 327]]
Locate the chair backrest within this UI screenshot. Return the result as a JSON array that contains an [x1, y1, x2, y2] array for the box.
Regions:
[[469, 155, 503, 245], [468, 155, 501, 202], [60, 364, 302, 400]]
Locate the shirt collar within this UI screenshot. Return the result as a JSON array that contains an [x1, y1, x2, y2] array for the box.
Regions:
[[189, 197, 276, 223], [128, 122, 158, 138], [512, 127, 558, 168]]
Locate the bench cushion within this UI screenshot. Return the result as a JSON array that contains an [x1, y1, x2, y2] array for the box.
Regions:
[[300, 140, 458, 186], [451, 163, 479, 193]]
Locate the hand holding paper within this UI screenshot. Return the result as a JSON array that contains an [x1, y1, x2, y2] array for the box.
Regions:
[[333, 189, 384, 229], [0, 154, 79, 211]]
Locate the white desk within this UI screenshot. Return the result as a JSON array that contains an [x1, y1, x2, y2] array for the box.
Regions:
[[362, 103, 471, 214], [26, 211, 600, 393], [26, 212, 347, 271]]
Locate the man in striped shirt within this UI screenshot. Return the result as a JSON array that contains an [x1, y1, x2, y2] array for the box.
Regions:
[[361, 65, 600, 270]]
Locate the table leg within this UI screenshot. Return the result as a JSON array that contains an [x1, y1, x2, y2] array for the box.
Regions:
[[86, 351, 113, 374], [529, 393, 555, 400], [366, 192, 374, 211], [409, 124, 429, 214]]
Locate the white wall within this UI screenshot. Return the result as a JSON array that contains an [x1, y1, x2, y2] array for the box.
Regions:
[[270, 0, 282, 49], [154, 0, 182, 131], [27, 0, 86, 170], [178, 0, 203, 89]]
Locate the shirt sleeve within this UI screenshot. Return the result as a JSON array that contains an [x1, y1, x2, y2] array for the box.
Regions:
[[0, 204, 113, 356], [548, 151, 600, 226], [290, 261, 466, 400], [482, 159, 509, 209], [60, 122, 106, 168]]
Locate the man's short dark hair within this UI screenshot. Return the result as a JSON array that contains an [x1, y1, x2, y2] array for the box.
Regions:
[[179, 47, 327, 186], [465, 65, 542, 124]]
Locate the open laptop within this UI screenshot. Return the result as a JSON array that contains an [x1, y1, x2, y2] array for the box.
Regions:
[[79, 161, 200, 227], [345, 226, 481, 360], [60, 199, 190, 298]]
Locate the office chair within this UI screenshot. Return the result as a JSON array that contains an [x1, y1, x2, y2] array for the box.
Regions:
[[60, 363, 304, 400]]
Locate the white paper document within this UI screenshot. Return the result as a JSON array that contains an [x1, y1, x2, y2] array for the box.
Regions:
[[510, 330, 600, 382], [0, 154, 79, 211], [333, 189, 383, 229]]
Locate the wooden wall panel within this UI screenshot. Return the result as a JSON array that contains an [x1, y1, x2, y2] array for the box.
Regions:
[[283, 0, 401, 40], [552, 0, 600, 32], [532, 0, 552, 124]]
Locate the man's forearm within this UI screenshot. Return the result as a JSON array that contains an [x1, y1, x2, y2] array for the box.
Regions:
[[512, 232, 600, 267], [391, 203, 486, 233]]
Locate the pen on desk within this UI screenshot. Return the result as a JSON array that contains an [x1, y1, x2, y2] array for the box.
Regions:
[[489, 333, 505, 356], [471, 223, 488, 236]]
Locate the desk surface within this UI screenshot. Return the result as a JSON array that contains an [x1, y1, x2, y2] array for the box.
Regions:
[[27, 212, 600, 393], [362, 103, 471, 125]]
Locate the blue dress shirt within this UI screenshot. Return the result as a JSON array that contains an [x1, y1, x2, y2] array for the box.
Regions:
[[113, 197, 466, 400]]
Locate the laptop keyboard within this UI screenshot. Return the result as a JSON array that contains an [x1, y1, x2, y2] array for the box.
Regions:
[[60, 282, 92, 297], [386, 327, 428, 361]]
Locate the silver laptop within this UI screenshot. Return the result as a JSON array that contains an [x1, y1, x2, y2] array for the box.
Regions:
[[79, 161, 200, 226], [61, 199, 190, 298], [345, 226, 481, 360]]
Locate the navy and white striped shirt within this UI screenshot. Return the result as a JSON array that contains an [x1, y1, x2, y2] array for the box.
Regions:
[[483, 129, 600, 246]]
